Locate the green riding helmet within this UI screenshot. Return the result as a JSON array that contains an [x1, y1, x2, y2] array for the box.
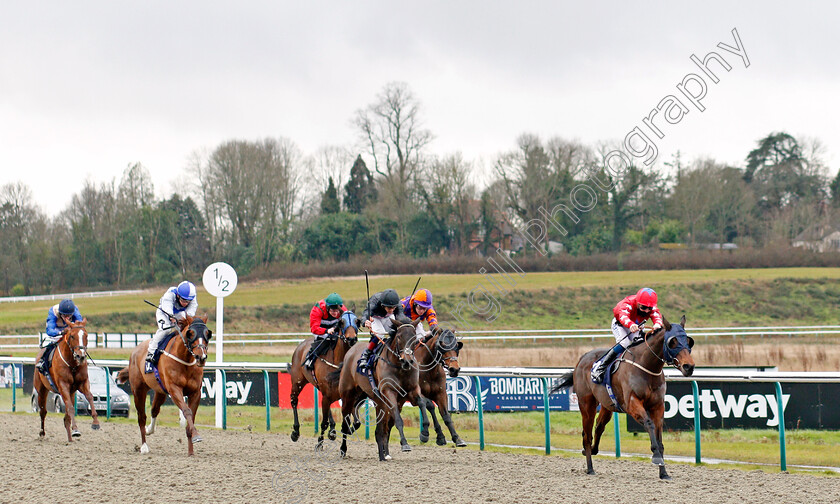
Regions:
[[325, 292, 343, 308]]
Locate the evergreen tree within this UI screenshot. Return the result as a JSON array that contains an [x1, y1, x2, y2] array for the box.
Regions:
[[343, 155, 377, 213], [321, 177, 341, 214]]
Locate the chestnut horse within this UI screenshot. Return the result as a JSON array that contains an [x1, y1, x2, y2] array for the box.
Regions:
[[288, 310, 359, 448], [335, 318, 422, 461], [552, 316, 695, 480], [415, 327, 467, 447], [34, 319, 100, 441], [117, 315, 211, 456]]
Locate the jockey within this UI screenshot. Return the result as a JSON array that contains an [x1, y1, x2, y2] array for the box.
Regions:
[[303, 292, 348, 370], [590, 287, 664, 384], [36, 299, 82, 373], [401, 288, 438, 344], [358, 288, 404, 373], [145, 281, 198, 364]]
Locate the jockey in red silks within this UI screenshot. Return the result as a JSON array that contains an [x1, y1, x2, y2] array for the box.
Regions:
[[401, 289, 438, 344], [303, 292, 348, 370], [590, 287, 664, 383]]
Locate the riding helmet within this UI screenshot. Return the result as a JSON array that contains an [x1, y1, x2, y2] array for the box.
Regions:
[[381, 289, 400, 308], [177, 281, 197, 301], [325, 292, 343, 308], [636, 287, 657, 308], [411, 288, 433, 309], [58, 299, 76, 315]]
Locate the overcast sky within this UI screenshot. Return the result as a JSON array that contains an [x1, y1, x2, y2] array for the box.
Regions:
[[2, 1, 839, 217]]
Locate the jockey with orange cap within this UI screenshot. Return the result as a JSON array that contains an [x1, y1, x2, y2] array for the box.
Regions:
[[590, 287, 664, 384], [401, 288, 438, 344]]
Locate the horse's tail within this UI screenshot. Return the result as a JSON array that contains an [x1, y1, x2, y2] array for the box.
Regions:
[[116, 367, 130, 385], [325, 363, 344, 388], [549, 371, 574, 395]]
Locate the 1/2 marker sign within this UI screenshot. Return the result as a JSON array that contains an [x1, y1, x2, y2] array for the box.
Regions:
[[203, 262, 238, 298]]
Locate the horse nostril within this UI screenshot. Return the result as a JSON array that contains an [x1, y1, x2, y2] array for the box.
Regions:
[[683, 364, 695, 376]]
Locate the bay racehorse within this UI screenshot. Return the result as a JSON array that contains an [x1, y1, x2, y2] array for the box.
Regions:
[[117, 315, 211, 456], [334, 318, 422, 461], [552, 316, 695, 480], [415, 327, 467, 447], [34, 318, 101, 441], [288, 310, 359, 448]]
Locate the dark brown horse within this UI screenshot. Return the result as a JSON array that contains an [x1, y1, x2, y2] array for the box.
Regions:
[[117, 315, 211, 456], [552, 316, 695, 480], [415, 327, 467, 447], [34, 319, 100, 441], [288, 310, 359, 447], [335, 318, 422, 461]]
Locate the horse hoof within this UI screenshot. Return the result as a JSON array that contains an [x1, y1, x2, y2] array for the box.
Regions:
[[340, 450, 346, 459], [290, 431, 300, 442], [436, 436, 447, 446], [39, 431, 45, 438], [71, 430, 81, 438], [401, 443, 412, 452], [652, 455, 664, 466], [192, 435, 202, 444], [383, 454, 392, 461], [419, 432, 429, 443], [91, 424, 100, 431], [353, 421, 361, 431], [315, 440, 324, 452], [328, 430, 337, 441], [586, 469, 596, 475], [660, 474, 672, 481], [140, 443, 150, 454], [454, 438, 468, 448]]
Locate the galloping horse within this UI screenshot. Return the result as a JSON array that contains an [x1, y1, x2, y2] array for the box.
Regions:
[[34, 319, 100, 441], [117, 315, 211, 456], [335, 318, 422, 461], [288, 310, 359, 447], [552, 316, 695, 480], [415, 327, 467, 447]]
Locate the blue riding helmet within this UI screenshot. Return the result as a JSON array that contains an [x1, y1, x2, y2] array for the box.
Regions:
[[58, 299, 76, 315], [177, 281, 196, 301]]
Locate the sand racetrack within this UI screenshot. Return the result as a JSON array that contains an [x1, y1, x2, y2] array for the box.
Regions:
[[2, 412, 838, 504]]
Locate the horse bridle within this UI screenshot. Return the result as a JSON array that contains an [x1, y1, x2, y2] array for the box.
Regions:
[[374, 324, 416, 370], [182, 320, 209, 361], [641, 327, 685, 368], [58, 328, 86, 369]]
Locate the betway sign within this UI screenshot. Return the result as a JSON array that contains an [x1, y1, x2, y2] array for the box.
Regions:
[[628, 382, 840, 431]]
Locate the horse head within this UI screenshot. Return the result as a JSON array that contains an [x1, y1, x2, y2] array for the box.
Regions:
[[662, 315, 695, 376], [433, 327, 463, 377], [338, 310, 359, 348], [65, 318, 89, 365], [183, 315, 212, 366], [391, 317, 421, 371]]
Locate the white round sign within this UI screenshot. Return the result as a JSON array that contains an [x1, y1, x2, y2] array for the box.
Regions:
[[203, 262, 238, 298]]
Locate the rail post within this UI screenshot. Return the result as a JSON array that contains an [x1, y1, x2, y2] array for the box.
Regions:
[[263, 370, 271, 431], [775, 382, 787, 471], [313, 386, 319, 435], [474, 376, 484, 450], [365, 398, 370, 440], [613, 412, 620, 458], [542, 377, 551, 455], [11, 363, 16, 412], [104, 366, 111, 420], [220, 369, 227, 430], [692, 381, 701, 464]]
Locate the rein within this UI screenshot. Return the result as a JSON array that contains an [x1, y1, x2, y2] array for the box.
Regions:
[[371, 325, 416, 368], [161, 321, 208, 367], [621, 327, 679, 376], [57, 330, 86, 371]]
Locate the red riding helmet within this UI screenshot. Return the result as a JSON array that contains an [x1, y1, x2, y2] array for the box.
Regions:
[[636, 287, 657, 308]]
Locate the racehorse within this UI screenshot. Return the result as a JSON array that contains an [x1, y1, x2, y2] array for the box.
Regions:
[[335, 318, 422, 461], [288, 310, 359, 447], [415, 327, 467, 447], [551, 316, 695, 480], [117, 315, 211, 456], [33, 319, 101, 441]]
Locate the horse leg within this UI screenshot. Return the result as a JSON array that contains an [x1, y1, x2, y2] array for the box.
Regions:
[[168, 386, 197, 456], [650, 402, 670, 480], [417, 396, 431, 443], [187, 393, 201, 443], [289, 377, 305, 442], [316, 393, 331, 451], [133, 383, 150, 453], [339, 391, 356, 458], [435, 389, 466, 447], [591, 405, 613, 456], [625, 395, 667, 476], [78, 380, 101, 431], [146, 391, 167, 435], [36, 379, 48, 438], [56, 383, 77, 442], [577, 392, 598, 475], [385, 389, 411, 453]]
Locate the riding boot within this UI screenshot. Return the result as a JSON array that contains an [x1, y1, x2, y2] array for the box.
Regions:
[[590, 344, 624, 384], [357, 348, 373, 374], [303, 346, 317, 371]]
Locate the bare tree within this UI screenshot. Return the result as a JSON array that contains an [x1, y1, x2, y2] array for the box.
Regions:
[[0, 182, 43, 294]]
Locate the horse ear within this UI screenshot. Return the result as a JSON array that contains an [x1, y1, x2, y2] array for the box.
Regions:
[[680, 314, 686, 327], [412, 318, 422, 327], [206, 329, 213, 340], [200, 314, 209, 324], [80, 317, 87, 326], [661, 316, 671, 332], [349, 302, 357, 312], [457, 341, 463, 351]]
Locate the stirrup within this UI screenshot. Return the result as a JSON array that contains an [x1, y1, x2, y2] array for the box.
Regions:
[[590, 363, 605, 383]]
